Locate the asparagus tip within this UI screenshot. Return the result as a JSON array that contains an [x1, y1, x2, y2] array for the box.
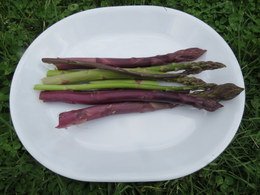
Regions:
[[42, 58, 48, 63], [202, 49, 207, 53], [219, 83, 244, 100], [193, 83, 244, 101]]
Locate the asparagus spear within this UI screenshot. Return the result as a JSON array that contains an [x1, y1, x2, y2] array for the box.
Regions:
[[39, 90, 223, 111], [34, 80, 208, 91], [42, 59, 185, 79], [56, 102, 178, 128], [43, 48, 206, 69], [46, 69, 208, 85], [42, 61, 225, 85]]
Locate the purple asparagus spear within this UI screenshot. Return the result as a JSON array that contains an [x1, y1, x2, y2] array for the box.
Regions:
[[42, 48, 206, 69], [56, 102, 178, 128], [39, 90, 222, 112]]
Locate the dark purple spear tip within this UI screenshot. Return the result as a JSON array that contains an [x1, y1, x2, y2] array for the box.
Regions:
[[193, 83, 244, 101], [172, 48, 207, 62]]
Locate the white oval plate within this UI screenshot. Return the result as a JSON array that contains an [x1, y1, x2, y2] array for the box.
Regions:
[[10, 6, 245, 182]]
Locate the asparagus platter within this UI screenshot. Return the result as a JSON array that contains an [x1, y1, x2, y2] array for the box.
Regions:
[[34, 48, 243, 128], [10, 6, 245, 181]]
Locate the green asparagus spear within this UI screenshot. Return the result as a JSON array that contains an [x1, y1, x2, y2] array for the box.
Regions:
[[42, 61, 225, 85], [34, 80, 207, 91]]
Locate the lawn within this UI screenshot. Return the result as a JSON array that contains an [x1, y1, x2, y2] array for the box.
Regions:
[[0, 0, 259, 194]]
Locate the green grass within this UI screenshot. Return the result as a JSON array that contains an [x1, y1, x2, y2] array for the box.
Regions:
[[0, 0, 259, 194]]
